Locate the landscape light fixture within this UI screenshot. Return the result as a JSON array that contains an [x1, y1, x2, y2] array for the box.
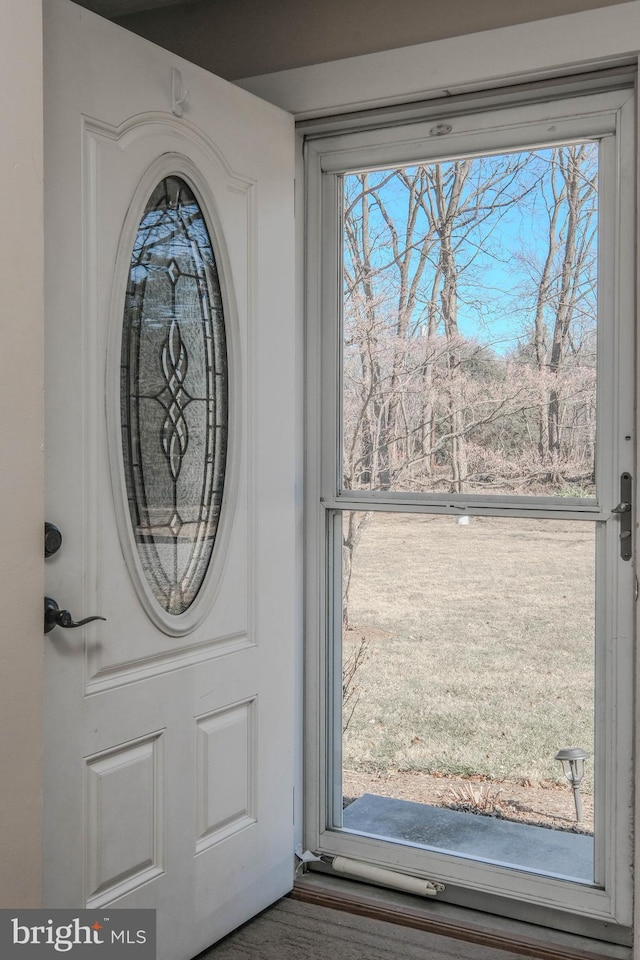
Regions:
[[555, 747, 589, 823]]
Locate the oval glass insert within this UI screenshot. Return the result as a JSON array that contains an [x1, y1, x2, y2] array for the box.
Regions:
[[120, 176, 228, 616]]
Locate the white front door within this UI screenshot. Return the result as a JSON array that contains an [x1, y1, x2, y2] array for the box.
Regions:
[[43, 2, 295, 957]]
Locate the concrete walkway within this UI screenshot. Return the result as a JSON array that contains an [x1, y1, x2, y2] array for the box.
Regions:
[[343, 794, 593, 882]]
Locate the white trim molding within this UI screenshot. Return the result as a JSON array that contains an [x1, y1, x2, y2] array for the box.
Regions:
[[236, 1, 640, 119]]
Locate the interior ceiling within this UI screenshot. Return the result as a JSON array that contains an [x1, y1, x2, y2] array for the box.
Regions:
[[75, 0, 199, 15], [70, 0, 635, 83]]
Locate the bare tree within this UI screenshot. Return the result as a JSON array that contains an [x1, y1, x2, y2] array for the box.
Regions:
[[520, 144, 598, 488], [343, 153, 535, 495]]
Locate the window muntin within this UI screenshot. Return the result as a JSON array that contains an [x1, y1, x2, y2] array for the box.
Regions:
[[120, 175, 228, 616]]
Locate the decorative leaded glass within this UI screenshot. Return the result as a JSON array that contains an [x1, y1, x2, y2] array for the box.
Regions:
[[121, 176, 228, 616]]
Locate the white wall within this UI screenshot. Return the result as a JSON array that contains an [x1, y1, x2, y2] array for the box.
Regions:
[[0, 0, 45, 908]]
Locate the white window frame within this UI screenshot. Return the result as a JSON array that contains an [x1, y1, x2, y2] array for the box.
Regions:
[[303, 82, 636, 937]]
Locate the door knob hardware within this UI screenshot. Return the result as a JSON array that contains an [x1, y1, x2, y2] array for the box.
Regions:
[[44, 522, 63, 559], [614, 472, 633, 562], [44, 596, 106, 634]]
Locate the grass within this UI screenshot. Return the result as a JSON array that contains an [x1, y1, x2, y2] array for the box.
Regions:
[[343, 513, 595, 793]]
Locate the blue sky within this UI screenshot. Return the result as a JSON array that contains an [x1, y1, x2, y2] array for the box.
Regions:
[[343, 142, 599, 357]]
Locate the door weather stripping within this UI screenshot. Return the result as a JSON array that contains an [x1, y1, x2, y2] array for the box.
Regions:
[[612, 472, 633, 561], [332, 856, 445, 897]]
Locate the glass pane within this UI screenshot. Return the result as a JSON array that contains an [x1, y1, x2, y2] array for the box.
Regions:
[[121, 176, 228, 616], [342, 144, 598, 498], [341, 512, 595, 881]]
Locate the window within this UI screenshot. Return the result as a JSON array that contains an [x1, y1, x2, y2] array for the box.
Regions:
[[121, 175, 228, 617]]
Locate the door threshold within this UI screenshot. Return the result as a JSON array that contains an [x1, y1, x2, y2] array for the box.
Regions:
[[292, 873, 631, 960]]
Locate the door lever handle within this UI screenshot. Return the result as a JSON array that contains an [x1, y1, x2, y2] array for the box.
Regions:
[[613, 472, 633, 561], [44, 596, 106, 633]]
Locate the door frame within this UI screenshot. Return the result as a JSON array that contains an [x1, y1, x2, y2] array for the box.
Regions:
[[235, 8, 640, 945], [301, 74, 636, 940]]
